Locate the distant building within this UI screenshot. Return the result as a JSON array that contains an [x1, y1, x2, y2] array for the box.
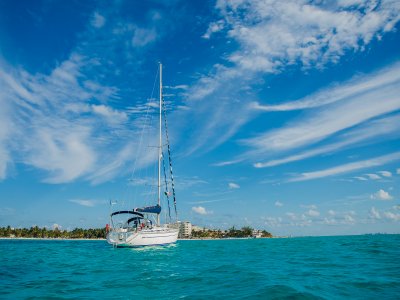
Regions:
[[191, 225, 203, 232], [179, 221, 192, 238], [252, 230, 262, 238]]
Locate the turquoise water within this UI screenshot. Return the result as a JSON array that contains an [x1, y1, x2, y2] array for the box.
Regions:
[[1, 235, 399, 299]]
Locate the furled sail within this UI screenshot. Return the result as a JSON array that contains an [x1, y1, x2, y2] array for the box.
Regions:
[[134, 205, 161, 214]]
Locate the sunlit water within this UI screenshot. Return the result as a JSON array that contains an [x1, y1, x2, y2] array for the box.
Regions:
[[1, 235, 399, 299]]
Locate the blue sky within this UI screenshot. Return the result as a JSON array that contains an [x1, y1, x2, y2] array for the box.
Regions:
[[0, 0, 399, 236]]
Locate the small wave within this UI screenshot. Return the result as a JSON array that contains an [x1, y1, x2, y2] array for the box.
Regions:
[[244, 285, 325, 300]]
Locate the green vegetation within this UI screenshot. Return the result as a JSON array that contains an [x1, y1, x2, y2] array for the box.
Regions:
[[191, 226, 272, 239], [0, 226, 106, 239], [0, 225, 273, 240]]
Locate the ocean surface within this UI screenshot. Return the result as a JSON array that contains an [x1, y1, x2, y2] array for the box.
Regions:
[[1, 235, 399, 299]]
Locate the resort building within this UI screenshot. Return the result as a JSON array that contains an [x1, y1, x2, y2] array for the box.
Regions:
[[191, 225, 203, 232], [179, 221, 192, 238], [252, 230, 262, 238]]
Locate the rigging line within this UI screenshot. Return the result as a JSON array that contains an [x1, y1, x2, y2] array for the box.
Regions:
[[162, 150, 172, 222], [126, 65, 159, 209], [162, 97, 178, 221], [128, 66, 159, 182]]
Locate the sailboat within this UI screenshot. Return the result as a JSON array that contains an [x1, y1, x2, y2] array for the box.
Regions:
[[106, 63, 180, 247]]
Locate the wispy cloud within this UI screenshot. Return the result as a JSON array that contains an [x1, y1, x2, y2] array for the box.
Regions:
[[0, 53, 160, 184], [132, 26, 157, 47], [202, 20, 225, 39], [69, 199, 105, 207], [370, 206, 400, 222], [216, 1, 400, 72], [369, 207, 381, 219], [251, 62, 400, 112], [384, 211, 400, 221], [365, 173, 381, 180], [91, 104, 128, 124], [253, 112, 400, 168], [275, 201, 283, 207], [187, 199, 228, 205], [378, 171, 392, 178], [289, 151, 400, 182], [245, 75, 400, 153], [228, 182, 240, 189], [91, 12, 106, 28], [171, 1, 400, 158]]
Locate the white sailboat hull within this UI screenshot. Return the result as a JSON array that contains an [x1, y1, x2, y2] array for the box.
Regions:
[[106, 226, 179, 247]]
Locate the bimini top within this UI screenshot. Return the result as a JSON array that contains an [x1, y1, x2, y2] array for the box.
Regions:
[[134, 205, 161, 214], [110, 210, 144, 218]]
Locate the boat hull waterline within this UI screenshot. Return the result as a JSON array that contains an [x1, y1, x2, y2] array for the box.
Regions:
[[107, 227, 179, 247]]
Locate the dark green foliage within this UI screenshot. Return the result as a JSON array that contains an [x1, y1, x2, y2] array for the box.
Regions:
[[191, 226, 272, 239], [0, 226, 107, 239]]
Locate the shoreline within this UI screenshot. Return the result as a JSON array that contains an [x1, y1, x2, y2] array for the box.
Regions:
[[1, 233, 396, 241], [0, 237, 106, 241], [0, 237, 273, 241], [0, 237, 277, 241]]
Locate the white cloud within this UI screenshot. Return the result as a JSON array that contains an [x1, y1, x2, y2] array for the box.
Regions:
[[0, 53, 158, 184], [354, 176, 368, 181], [383, 211, 400, 221], [215, 1, 400, 72], [323, 217, 337, 225], [252, 112, 400, 168], [69, 199, 99, 207], [202, 20, 225, 39], [275, 201, 283, 207], [91, 12, 106, 28], [284, 212, 314, 227], [289, 151, 400, 182], [192, 206, 212, 215], [308, 209, 320, 217], [181, 2, 400, 157], [396, 168, 400, 175], [91, 104, 127, 124], [369, 207, 381, 219], [344, 214, 355, 224], [365, 173, 381, 180], [371, 189, 393, 201], [245, 73, 400, 153], [251, 62, 400, 112], [324, 210, 357, 225], [166, 85, 189, 90], [378, 171, 392, 177], [26, 127, 96, 184], [0, 104, 12, 180], [263, 216, 282, 227], [228, 182, 240, 189]]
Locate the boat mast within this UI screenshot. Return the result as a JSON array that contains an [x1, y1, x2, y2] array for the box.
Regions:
[[157, 63, 162, 226]]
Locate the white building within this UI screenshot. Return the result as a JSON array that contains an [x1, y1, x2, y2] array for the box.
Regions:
[[179, 221, 192, 238], [191, 225, 203, 232]]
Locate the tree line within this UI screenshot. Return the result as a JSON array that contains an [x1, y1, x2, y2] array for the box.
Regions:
[[1, 225, 273, 239], [191, 226, 272, 239], [0, 226, 106, 239]]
